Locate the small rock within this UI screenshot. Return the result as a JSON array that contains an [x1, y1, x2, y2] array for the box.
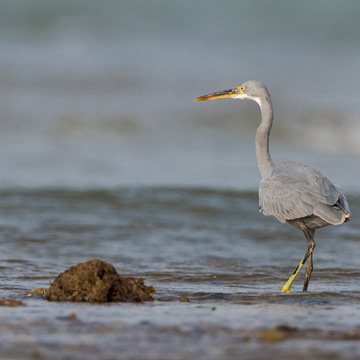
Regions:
[[179, 295, 190, 302], [0, 299, 26, 307], [259, 329, 287, 342], [57, 312, 78, 321], [275, 324, 299, 333]]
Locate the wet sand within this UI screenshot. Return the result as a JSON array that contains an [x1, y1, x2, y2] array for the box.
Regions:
[[1, 290, 360, 359]]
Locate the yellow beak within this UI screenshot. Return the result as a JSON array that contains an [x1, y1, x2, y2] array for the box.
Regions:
[[194, 88, 239, 101]]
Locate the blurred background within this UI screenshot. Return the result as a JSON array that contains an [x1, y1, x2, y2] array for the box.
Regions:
[[1, 0, 359, 191]]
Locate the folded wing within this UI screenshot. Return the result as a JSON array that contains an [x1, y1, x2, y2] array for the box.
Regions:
[[259, 162, 351, 225]]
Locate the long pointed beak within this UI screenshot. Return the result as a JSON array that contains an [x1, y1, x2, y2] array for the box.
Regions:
[[194, 88, 238, 101]]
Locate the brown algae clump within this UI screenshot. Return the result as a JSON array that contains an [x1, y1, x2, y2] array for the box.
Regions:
[[27, 288, 48, 297], [46, 259, 155, 302]]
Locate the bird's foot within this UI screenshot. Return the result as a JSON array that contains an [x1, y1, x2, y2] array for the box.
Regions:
[[281, 281, 292, 293], [281, 261, 305, 293]]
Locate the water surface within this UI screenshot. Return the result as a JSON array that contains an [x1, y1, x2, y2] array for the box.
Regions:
[[0, 188, 359, 359]]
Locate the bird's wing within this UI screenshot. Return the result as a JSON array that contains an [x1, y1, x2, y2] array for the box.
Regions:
[[259, 175, 315, 223], [259, 162, 350, 224]]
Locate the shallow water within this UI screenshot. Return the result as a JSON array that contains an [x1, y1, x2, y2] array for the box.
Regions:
[[0, 188, 359, 359]]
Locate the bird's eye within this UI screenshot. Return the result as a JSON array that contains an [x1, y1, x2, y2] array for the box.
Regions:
[[238, 86, 245, 92]]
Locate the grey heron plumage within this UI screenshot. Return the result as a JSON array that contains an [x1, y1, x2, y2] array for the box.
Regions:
[[195, 80, 351, 292]]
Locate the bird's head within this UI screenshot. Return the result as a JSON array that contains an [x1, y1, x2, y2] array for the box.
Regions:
[[194, 80, 270, 106]]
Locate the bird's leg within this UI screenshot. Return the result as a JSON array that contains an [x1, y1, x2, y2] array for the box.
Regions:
[[281, 255, 308, 293], [281, 227, 315, 293], [302, 229, 315, 291], [303, 253, 313, 291]]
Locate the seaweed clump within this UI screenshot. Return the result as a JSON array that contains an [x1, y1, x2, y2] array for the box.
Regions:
[[46, 259, 155, 302]]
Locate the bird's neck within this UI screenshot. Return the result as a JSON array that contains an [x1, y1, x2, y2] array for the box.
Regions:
[[255, 96, 275, 179]]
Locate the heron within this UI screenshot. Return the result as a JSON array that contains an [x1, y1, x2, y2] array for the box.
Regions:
[[195, 80, 351, 292]]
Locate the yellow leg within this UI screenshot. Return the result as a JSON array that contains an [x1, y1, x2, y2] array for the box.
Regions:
[[281, 260, 305, 293], [281, 227, 315, 293]]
